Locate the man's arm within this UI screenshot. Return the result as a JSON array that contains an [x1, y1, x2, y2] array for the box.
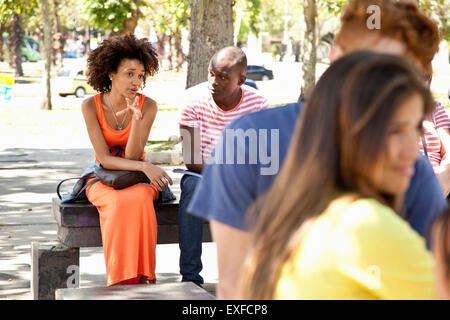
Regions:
[[180, 125, 204, 173], [210, 220, 251, 300], [186, 123, 260, 300], [405, 155, 447, 247]]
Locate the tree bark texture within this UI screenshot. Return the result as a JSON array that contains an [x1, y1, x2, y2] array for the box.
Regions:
[[52, 0, 63, 68], [110, 0, 141, 37], [173, 29, 185, 71], [300, 0, 317, 99], [156, 33, 167, 67], [0, 24, 5, 61], [186, 0, 234, 89], [10, 13, 24, 77], [41, 0, 52, 110]]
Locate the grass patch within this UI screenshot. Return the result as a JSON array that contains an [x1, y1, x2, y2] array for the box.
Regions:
[[145, 140, 178, 152], [434, 91, 450, 109], [158, 107, 179, 112]]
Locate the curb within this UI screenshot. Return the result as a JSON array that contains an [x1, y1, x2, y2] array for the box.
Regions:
[[146, 151, 183, 165]]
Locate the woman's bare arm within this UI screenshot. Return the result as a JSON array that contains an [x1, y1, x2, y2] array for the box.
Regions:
[[124, 97, 157, 160], [81, 97, 171, 191]]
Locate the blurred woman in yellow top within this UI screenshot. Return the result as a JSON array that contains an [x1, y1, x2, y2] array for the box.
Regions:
[[240, 51, 436, 299]]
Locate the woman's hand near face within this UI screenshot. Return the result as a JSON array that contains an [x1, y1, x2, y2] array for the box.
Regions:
[[114, 95, 142, 121], [141, 161, 173, 192], [124, 97, 157, 160]]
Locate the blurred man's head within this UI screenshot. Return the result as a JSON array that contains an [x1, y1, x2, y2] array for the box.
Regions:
[[330, 0, 440, 77]]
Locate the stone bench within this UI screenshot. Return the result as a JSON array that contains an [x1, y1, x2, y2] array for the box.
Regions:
[[31, 197, 212, 300], [52, 197, 211, 246], [55, 282, 215, 300]]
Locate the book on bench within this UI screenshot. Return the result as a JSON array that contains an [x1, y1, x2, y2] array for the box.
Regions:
[[172, 169, 202, 179]]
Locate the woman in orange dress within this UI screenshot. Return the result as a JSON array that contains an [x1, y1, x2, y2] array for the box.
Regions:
[[81, 34, 173, 286]]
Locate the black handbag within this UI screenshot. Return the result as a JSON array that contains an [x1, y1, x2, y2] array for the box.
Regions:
[[93, 165, 149, 189], [57, 146, 176, 203], [92, 146, 150, 189]]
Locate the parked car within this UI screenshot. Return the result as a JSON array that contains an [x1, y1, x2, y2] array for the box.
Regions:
[[2, 35, 40, 62], [244, 79, 258, 89], [246, 65, 274, 81], [53, 68, 96, 98], [63, 51, 79, 58], [21, 36, 41, 62]]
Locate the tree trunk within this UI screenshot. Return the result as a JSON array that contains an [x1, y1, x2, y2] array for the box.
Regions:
[[186, 0, 234, 89], [52, 0, 63, 68], [174, 28, 185, 72], [111, 0, 141, 37], [300, 0, 317, 99], [0, 24, 5, 61], [121, 16, 139, 36], [41, 0, 52, 110], [10, 13, 24, 77], [168, 34, 174, 70], [156, 33, 166, 68]]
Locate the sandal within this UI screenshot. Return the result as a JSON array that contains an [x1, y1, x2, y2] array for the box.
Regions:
[[139, 277, 156, 284]]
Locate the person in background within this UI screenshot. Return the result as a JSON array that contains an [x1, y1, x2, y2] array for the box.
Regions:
[[178, 46, 269, 286], [81, 34, 172, 286], [241, 51, 435, 299], [187, 0, 444, 299], [420, 77, 450, 197]]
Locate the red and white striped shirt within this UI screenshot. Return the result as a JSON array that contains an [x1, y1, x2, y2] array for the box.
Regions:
[[179, 82, 270, 159], [420, 102, 450, 171]]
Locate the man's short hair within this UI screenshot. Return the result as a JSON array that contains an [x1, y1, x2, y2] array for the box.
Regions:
[[211, 46, 247, 74], [334, 0, 440, 75]]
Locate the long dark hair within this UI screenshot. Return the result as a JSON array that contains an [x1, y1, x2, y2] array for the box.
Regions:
[[241, 51, 435, 299], [434, 206, 450, 282]]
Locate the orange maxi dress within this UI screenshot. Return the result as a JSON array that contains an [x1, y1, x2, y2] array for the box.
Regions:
[[85, 93, 159, 286]]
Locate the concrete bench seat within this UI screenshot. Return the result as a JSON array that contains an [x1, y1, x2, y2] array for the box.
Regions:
[[52, 197, 212, 246], [55, 282, 215, 300]]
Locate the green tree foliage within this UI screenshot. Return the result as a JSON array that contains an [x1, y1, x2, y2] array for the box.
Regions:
[[0, 0, 38, 25], [84, 0, 147, 35], [320, 0, 348, 15], [234, 0, 261, 42], [151, 0, 188, 35], [419, 0, 449, 41], [0, 0, 38, 76], [258, 0, 303, 41], [139, 0, 188, 70]]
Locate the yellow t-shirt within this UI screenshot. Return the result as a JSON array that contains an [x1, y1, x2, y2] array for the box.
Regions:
[[274, 197, 435, 300]]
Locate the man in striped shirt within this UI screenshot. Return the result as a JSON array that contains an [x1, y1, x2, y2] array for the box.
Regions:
[[178, 46, 269, 286], [420, 101, 450, 196]]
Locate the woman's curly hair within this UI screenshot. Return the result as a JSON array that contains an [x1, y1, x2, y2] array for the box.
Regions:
[[86, 34, 159, 93]]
